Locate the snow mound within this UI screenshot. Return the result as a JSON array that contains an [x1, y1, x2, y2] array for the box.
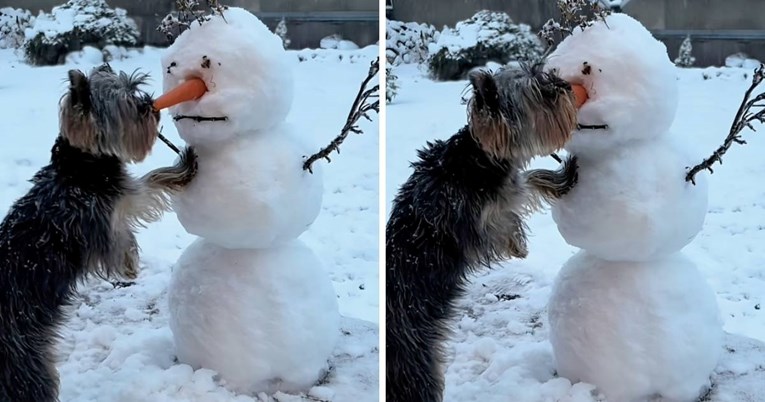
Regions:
[[545, 13, 678, 153], [549, 251, 723, 402], [0, 7, 33, 49], [295, 45, 379, 64], [320, 34, 359, 50], [725, 53, 762, 70], [427, 10, 543, 81], [168, 239, 341, 395], [23, 0, 139, 66], [708, 333, 765, 402], [161, 6, 294, 141], [386, 20, 439, 66]]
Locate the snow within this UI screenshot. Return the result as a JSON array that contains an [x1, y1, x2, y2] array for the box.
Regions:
[[386, 59, 765, 401], [168, 238, 340, 394], [320, 35, 359, 51], [161, 7, 294, 142], [0, 39, 378, 401], [725, 53, 762, 70], [549, 251, 723, 402]]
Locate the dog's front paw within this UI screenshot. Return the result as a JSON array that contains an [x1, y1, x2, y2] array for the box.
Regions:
[[558, 155, 579, 196], [175, 146, 198, 187]]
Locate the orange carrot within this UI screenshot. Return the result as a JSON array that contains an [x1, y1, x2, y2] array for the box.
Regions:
[[571, 84, 588, 108], [153, 78, 208, 111]]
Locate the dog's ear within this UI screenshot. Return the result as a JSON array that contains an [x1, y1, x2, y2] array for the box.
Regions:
[[68, 69, 91, 113], [468, 70, 499, 111]]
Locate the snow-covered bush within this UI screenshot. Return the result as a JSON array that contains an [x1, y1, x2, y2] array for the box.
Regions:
[[23, 0, 140, 66], [0, 7, 34, 49], [674, 35, 695, 68], [386, 20, 438, 66], [386, 66, 399, 104], [275, 17, 290, 49], [427, 10, 543, 81]]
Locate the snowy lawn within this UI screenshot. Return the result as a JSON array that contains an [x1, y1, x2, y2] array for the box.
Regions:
[[386, 63, 765, 402], [0, 46, 379, 402]]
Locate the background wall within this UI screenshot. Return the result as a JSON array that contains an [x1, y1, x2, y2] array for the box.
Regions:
[[0, 0, 379, 49], [388, 0, 765, 66]]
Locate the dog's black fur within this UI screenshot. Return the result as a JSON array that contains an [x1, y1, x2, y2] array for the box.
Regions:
[[386, 64, 579, 402], [0, 65, 197, 402]]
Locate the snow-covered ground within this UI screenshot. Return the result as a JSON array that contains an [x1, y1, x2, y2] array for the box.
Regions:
[[0, 45, 379, 402], [386, 63, 765, 402]]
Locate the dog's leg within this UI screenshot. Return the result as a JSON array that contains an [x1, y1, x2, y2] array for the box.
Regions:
[[122, 146, 198, 227], [524, 155, 578, 203]]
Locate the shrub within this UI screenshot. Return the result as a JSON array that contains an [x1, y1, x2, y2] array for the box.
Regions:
[[674, 35, 695, 68], [275, 17, 290, 50], [386, 20, 438, 66], [0, 7, 34, 49], [386, 66, 399, 104], [427, 10, 543, 81], [23, 0, 140, 66]]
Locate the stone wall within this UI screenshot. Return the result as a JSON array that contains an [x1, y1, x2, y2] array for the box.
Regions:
[[0, 0, 379, 49]]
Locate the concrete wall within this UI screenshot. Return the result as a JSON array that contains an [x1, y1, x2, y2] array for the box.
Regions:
[[389, 0, 765, 66], [0, 0, 379, 49]]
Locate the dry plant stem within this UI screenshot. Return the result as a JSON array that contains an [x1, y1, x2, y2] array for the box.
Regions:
[[157, 126, 182, 155], [686, 64, 765, 184], [303, 58, 381, 173]]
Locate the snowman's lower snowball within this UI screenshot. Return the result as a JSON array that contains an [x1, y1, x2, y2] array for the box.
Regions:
[[168, 238, 341, 394], [548, 251, 723, 402]]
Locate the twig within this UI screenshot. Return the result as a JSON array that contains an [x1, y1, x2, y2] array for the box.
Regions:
[[303, 58, 380, 173], [157, 126, 182, 155], [539, 0, 611, 47], [686, 64, 765, 184], [551, 153, 563, 163]]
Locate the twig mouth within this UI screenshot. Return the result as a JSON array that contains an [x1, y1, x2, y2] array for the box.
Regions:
[[577, 124, 608, 130], [173, 115, 228, 122]]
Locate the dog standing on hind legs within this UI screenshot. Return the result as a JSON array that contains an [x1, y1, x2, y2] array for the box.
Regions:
[[386, 64, 580, 402], [0, 64, 197, 402]]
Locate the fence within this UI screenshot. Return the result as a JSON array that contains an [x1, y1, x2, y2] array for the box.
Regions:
[[388, 0, 765, 66], [0, 0, 379, 49]]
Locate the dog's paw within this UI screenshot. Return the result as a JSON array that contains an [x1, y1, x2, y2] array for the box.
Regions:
[[558, 155, 579, 196], [176, 146, 198, 186]]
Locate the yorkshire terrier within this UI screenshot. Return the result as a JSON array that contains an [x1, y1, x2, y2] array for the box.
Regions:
[[0, 64, 197, 402], [386, 63, 579, 402]]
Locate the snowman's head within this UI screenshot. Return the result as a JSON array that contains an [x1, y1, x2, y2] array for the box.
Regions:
[[160, 7, 294, 145], [545, 13, 678, 155]]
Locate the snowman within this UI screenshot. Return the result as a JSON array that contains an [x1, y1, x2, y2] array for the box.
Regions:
[[153, 7, 341, 395], [543, 13, 724, 402]]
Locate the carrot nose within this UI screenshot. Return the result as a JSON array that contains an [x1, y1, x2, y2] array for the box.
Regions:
[[153, 77, 208, 111], [571, 84, 588, 108]]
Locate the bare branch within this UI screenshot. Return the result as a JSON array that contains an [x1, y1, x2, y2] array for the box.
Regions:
[[303, 58, 381, 173], [686, 64, 765, 184], [539, 0, 611, 47]]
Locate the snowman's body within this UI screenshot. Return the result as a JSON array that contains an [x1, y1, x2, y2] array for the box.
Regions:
[[545, 14, 723, 402], [172, 126, 323, 249], [162, 7, 340, 394]]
